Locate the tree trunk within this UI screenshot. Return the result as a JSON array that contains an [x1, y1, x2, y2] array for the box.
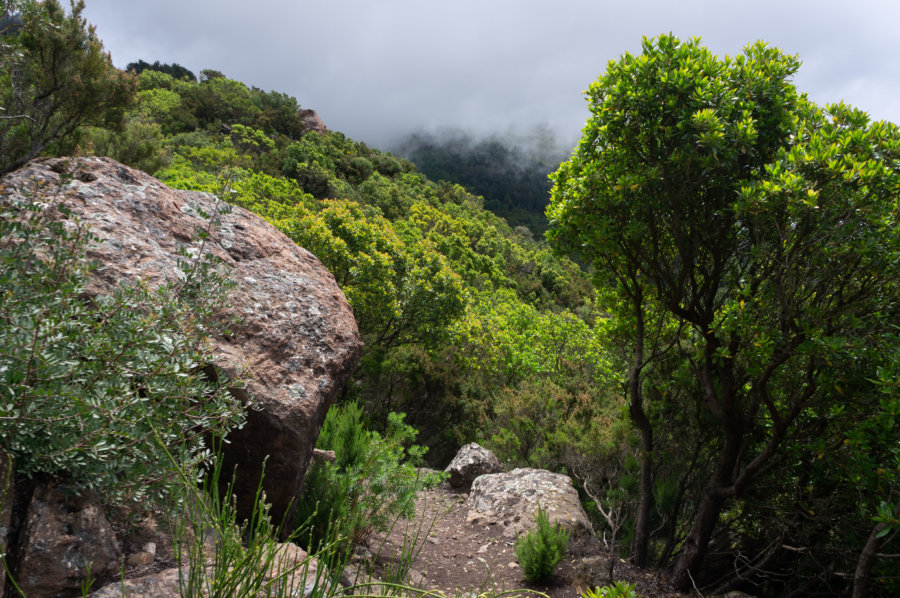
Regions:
[[628, 290, 654, 567], [631, 424, 653, 566], [672, 339, 742, 592], [852, 518, 890, 598], [671, 482, 727, 591]]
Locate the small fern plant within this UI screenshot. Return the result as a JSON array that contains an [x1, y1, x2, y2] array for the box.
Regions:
[[582, 581, 640, 598], [515, 504, 570, 583]]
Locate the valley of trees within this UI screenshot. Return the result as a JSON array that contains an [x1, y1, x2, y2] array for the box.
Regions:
[[396, 127, 572, 235], [1, 3, 897, 596]]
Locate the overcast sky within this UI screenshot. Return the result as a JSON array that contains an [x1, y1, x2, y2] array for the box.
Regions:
[[82, 0, 900, 150]]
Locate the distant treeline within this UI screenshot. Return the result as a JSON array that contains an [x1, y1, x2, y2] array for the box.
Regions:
[[126, 59, 196, 82], [395, 127, 572, 236]]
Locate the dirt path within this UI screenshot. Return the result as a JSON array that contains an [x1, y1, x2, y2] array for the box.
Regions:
[[363, 483, 687, 598]]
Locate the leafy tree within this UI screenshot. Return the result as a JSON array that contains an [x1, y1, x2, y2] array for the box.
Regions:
[[248, 88, 304, 138], [185, 76, 260, 130], [125, 59, 196, 82], [549, 34, 900, 593], [0, 0, 135, 175], [83, 113, 170, 175], [199, 68, 225, 81], [279, 199, 467, 350]]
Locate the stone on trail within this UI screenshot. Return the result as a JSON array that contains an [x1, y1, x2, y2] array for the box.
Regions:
[[444, 443, 504, 492], [466, 468, 594, 540]]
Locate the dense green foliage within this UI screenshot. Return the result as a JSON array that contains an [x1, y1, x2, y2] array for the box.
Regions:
[[295, 402, 442, 553], [17, 7, 896, 594], [0, 9, 618, 595], [515, 505, 570, 583], [93, 62, 604, 466], [0, 181, 247, 509], [549, 34, 900, 596], [398, 127, 570, 234], [125, 58, 196, 82], [0, 0, 135, 176]]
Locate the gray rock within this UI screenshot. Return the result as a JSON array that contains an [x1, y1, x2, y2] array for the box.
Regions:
[[14, 483, 121, 598], [89, 568, 180, 598], [90, 542, 324, 598], [568, 555, 614, 592], [444, 443, 504, 492], [1, 157, 363, 529], [467, 468, 594, 539]]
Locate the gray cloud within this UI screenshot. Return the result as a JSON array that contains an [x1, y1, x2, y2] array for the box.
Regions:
[[83, 0, 900, 149]]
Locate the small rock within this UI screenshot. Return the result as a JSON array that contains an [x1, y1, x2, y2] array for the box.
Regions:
[[312, 448, 336, 464], [127, 551, 155, 567], [568, 555, 613, 591], [406, 568, 427, 587], [444, 443, 504, 492]]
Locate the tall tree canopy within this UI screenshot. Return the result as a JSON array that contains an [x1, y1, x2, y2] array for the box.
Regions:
[[0, 0, 135, 175], [548, 34, 900, 595]]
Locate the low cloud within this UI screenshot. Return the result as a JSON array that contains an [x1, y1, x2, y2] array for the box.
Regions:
[[85, 0, 900, 149]]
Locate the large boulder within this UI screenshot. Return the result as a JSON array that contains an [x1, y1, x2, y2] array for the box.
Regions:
[[467, 468, 594, 540], [14, 483, 121, 597], [0, 157, 363, 526], [444, 443, 504, 492]]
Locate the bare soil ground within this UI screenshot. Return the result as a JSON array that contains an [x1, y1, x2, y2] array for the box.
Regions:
[[364, 484, 688, 598]]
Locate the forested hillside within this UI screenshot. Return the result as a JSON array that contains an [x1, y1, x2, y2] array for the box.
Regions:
[[396, 127, 571, 235], [94, 60, 899, 596], [79, 64, 614, 470], [2, 3, 898, 596]]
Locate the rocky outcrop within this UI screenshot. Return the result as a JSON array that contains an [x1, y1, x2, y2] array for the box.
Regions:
[[466, 468, 593, 540], [298, 109, 328, 135], [0, 157, 363, 528], [14, 483, 121, 597], [444, 443, 504, 492]]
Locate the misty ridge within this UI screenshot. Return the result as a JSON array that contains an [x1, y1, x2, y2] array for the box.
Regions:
[[393, 125, 575, 235]]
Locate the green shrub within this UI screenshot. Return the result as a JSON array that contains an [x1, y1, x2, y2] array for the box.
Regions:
[[0, 187, 247, 509], [515, 505, 570, 583], [83, 115, 171, 175], [295, 402, 444, 553], [343, 156, 374, 185]]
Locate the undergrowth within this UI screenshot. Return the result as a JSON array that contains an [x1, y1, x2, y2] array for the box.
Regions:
[[515, 505, 570, 583]]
